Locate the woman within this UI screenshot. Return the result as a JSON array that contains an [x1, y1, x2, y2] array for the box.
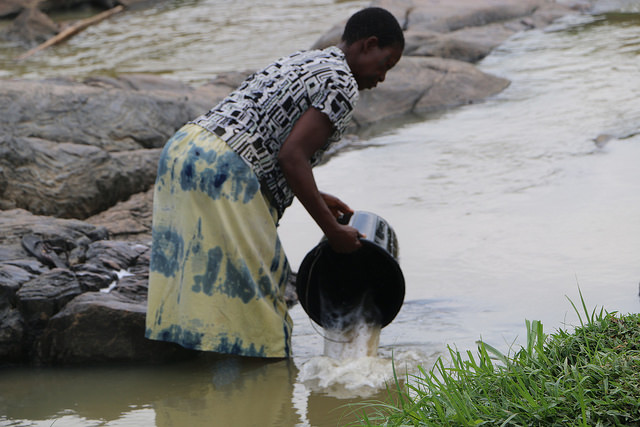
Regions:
[[145, 7, 404, 358]]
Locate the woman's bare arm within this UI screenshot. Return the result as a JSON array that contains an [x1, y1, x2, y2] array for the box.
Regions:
[[278, 107, 362, 253]]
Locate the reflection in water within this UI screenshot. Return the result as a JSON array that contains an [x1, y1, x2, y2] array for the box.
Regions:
[[0, 356, 299, 426], [0, 354, 412, 426], [153, 357, 298, 427], [302, 387, 393, 427]]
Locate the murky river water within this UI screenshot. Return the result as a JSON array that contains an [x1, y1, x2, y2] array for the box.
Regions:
[[1, 1, 640, 426]]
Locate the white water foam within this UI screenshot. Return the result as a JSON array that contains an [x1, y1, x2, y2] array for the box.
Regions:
[[297, 353, 392, 398], [323, 312, 381, 360], [297, 347, 425, 398], [297, 298, 423, 398]]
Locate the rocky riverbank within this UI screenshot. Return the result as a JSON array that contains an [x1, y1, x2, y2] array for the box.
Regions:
[[0, 0, 594, 365]]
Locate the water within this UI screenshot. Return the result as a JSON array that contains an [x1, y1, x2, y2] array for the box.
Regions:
[[320, 297, 382, 360], [295, 318, 390, 398], [283, 10, 640, 356], [0, 0, 367, 84], [2, 2, 640, 426]]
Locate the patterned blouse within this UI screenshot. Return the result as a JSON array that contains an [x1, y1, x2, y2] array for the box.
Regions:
[[191, 46, 359, 219]]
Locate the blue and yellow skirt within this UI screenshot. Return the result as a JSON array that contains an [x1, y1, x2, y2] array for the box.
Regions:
[[145, 123, 293, 358]]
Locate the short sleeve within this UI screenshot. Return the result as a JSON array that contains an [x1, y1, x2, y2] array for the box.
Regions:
[[311, 72, 359, 143]]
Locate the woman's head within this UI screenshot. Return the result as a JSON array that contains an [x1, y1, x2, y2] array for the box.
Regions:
[[342, 7, 405, 51], [340, 7, 404, 90]]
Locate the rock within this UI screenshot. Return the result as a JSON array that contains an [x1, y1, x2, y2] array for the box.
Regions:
[[0, 72, 252, 218], [0, 208, 175, 365], [0, 135, 161, 218], [38, 0, 104, 11], [0, 0, 30, 18], [37, 0, 162, 12], [0, 263, 37, 307], [86, 187, 154, 242], [314, 0, 575, 64], [0, 209, 109, 248], [402, 0, 540, 33], [36, 291, 194, 364], [72, 262, 118, 292], [0, 306, 24, 362], [2, 6, 59, 47], [403, 24, 517, 62], [84, 239, 148, 272], [16, 268, 82, 328], [0, 77, 215, 151], [21, 234, 70, 269], [353, 56, 510, 128]]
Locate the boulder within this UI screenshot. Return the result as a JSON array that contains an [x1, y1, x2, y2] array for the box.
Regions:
[[0, 0, 31, 18], [314, 0, 575, 64], [0, 73, 245, 219], [0, 135, 161, 218], [0, 208, 299, 365], [0, 306, 24, 361], [86, 187, 154, 242], [353, 56, 510, 128], [402, 24, 518, 63], [2, 6, 59, 47], [400, 0, 541, 33], [0, 209, 108, 247], [16, 268, 83, 329], [0, 262, 34, 361], [0, 76, 217, 151], [36, 281, 193, 364]]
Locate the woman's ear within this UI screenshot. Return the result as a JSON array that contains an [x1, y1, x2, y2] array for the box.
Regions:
[[361, 36, 380, 53]]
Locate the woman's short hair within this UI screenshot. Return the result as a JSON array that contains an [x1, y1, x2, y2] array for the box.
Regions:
[[342, 7, 405, 50]]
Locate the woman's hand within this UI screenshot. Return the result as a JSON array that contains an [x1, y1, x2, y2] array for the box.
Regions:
[[319, 192, 353, 221], [319, 192, 362, 252], [324, 222, 363, 253]]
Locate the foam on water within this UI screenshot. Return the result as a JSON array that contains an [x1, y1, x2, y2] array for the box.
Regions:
[[297, 347, 425, 398], [323, 319, 381, 360], [297, 354, 392, 398], [297, 297, 423, 398], [319, 291, 382, 360]]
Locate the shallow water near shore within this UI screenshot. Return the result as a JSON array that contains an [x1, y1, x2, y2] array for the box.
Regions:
[[2, 2, 640, 426]]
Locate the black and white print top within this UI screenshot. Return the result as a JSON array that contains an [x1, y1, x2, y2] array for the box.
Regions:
[[191, 46, 359, 219]]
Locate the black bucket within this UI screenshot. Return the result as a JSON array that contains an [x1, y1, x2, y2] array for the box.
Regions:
[[295, 211, 405, 330]]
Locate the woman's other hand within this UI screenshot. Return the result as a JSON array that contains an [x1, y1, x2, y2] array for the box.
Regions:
[[319, 192, 363, 252], [319, 192, 353, 221], [325, 222, 362, 253]]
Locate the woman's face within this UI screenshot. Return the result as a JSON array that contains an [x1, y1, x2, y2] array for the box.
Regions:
[[350, 39, 403, 90]]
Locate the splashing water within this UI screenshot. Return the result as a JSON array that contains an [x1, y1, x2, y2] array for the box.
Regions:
[[297, 292, 409, 398], [322, 304, 382, 360], [297, 353, 394, 398]]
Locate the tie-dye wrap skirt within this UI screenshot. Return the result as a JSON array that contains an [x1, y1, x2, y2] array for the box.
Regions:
[[145, 123, 293, 358]]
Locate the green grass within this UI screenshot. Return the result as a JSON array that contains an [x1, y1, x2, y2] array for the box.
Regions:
[[350, 293, 640, 426]]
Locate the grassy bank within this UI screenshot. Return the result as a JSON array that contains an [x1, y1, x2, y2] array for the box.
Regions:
[[353, 296, 640, 426]]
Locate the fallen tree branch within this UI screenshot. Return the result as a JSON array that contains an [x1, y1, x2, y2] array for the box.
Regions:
[[16, 5, 125, 61]]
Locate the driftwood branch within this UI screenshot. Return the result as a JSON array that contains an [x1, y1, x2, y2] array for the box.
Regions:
[[16, 5, 125, 61]]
